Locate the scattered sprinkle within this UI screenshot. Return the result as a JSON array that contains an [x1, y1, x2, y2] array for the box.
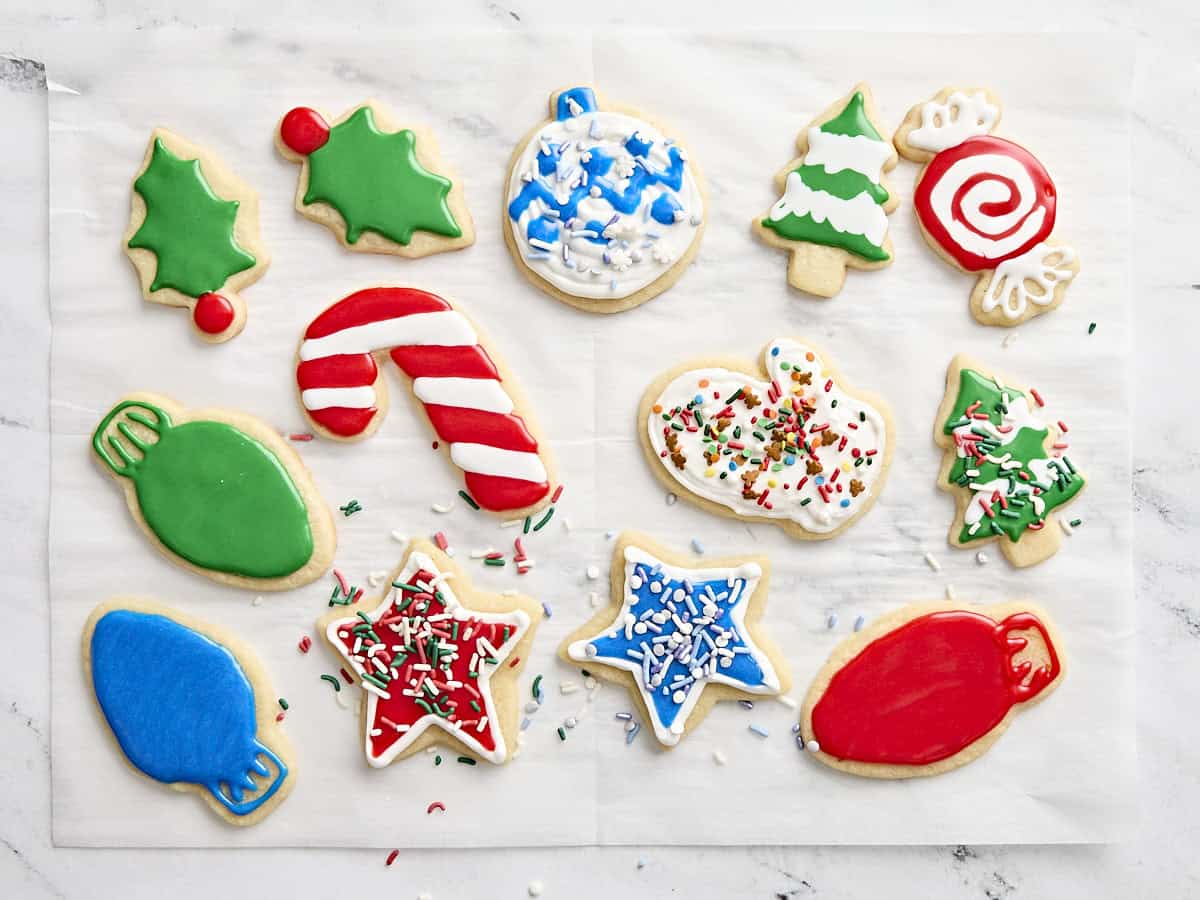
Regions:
[[586, 564, 601, 580], [564, 716, 578, 729], [1070, 518, 1082, 528], [748, 724, 769, 738], [431, 500, 454, 513], [541, 601, 553, 618], [435, 755, 442, 766], [615, 712, 633, 721], [588, 591, 601, 607], [666, 492, 677, 506], [827, 613, 838, 629], [458, 489, 480, 510], [426, 801, 446, 815], [390, 530, 407, 543], [946, 584, 957, 602], [976, 551, 989, 565], [298, 635, 312, 653], [776, 695, 797, 710], [1088, 322, 1097, 334], [433, 531, 449, 551], [625, 722, 641, 744], [252, 595, 264, 607], [385, 849, 399, 867], [288, 432, 314, 442], [712, 750, 727, 765], [1002, 331, 1018, 348], [457, 756, 476, 766], [806, 739, 821, 753], [533, 507, 556, 531], [532, 675, 544, 700], [560, 680, 580, 695], [690, 538, 705, 554], [339, 499, 362, 517], [557, 726, 567, 741], [1060, 518, 1074, 535], [528, 881, 544, 898], [853, 615, 865, 632], [278, 697, 289, 710], [552, 485, 565, 503], [320, 674, 341, 693], [923, 552, 941, 572], [738, 700, 755, 710], [501, 518, 523, 528], [637, 857, 648, 870]]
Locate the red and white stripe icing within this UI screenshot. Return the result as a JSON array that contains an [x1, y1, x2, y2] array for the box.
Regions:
[[296, 287, 550, 512]]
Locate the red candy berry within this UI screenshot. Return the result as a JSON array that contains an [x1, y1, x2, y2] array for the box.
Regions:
[[193, 292, 236, 335], [280, 107, 330, 156]]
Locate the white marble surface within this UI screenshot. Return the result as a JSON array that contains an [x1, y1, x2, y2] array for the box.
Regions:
[[1, 0, 1198, 896]]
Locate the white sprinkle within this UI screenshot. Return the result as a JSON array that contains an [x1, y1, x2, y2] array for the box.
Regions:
[[588, 591, 601, 608], [624, 718, 638, 733], [712, 750, 727, 765], [1060, 518, 1075, 536], [976, 551, 989, 565], [562, 517, 573, 532], [501, 588, 518, 597], [806, 740, 821, 753], [748, 724, 769, 738], [500, 518, 524, 529], [560, 680, 580, 695], [691, 538, 705, 554], [470, 547, 495, 559], [431, 500, 454, 513], [776, 695, 797, 710], [946, 584, 957, 601], [1002, 331, 1019, 348], [528, 880, 544, 897], [586, 565, 601, 580], [666, 492, 677, 506], [826, 613, 837, 629], [584, 676, 597, 691], [605, 531, 616, 540], [252, 595, 264, 607], [391, 530, 407, 543], [853, 615, 865, 632], [564, 716, 578, 729], [923, 552, 941, 572], [524, 702, 539, 714]]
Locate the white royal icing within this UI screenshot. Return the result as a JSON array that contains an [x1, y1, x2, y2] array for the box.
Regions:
[[768, 171, 890, 254], [647, 338, 888, 535], [298, 311, 476, 361], [928, 152, 1047, 261], [506, 109, 704, 300], [980, 244, 1077, 319], [805, 128, 893, 185], [908, 90, 1000, 152]]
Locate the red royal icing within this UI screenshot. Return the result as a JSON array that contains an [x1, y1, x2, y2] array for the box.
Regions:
[[913, 135, 1057, 272], [280, 107, 331, 156], [810, 610, 1060, 766], [193, 292, 236, 335]]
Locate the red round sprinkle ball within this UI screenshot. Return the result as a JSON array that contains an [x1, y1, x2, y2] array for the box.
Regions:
[[280, 106, 330, 155], [193, 292, 236, 335]]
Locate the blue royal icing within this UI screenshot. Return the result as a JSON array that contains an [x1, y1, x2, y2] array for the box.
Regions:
[[505, 86, 704, 300], [89, 608, 288, 817], [567, 545, 781, 745]]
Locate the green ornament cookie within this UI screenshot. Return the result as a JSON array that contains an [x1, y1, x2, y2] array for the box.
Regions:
[[277, 100, 474, 258], [754, 84, 899, 298], [123, 130, 269, 343], [92, 393, 336, 590]]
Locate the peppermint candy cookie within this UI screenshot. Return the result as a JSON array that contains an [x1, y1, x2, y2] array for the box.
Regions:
[[84, 599, 295, 825], [799, 601, 1065, 779], [639, 339, 893, 540], [503, 86, 706, 313], [894, 88, 1079, 326], [276, 100, 474, 258], [123, 129, 269, 343], [560, 532, 789, 748], [317, 540, 541, 766], [755, 84, 899, 297], [934, 354, 1085, 567]]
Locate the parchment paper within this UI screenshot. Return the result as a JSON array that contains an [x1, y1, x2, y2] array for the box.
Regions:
[[48, 28, 1134, 846]]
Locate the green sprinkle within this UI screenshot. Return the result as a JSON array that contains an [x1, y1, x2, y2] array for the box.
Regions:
[[484, 557, 506, 567], [1088, 322, 1097, 334], [1070, 518, 1082, 527], [457, 756, 477, 766], [470, 700, 481, 712], [362, 672, 388, 689], [800, 497, 812, 506], [532, 674, 543, 699], [435, 755, 442, 766], [339, 499, 362, 517], [523, 516, 531, 534], [278, 697, 289, 710], [415, 698, 434, 715], [859, 411, 866, 422], [320, 674, 341, 692], [830, 399, 838, 408], [457, 490, 480, 510], [533, 507, 555, 531], [780, 361, 791, 371], [557, 726, 567, 741]]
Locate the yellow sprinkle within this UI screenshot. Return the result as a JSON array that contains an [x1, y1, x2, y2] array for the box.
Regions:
[[767, 479, 777, 488], [841, 462, 851, 472], [704, 468, 716, 477]]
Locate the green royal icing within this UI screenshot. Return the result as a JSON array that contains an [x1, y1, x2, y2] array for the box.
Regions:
[[304, 107, 462, 246], [128, 138, 256, 299], [943, 370, 1084, 545], [762, 92, 891, 262], [93, 401, 314, 579]]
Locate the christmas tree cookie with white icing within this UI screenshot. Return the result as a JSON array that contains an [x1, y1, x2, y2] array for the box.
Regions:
[[639, 339, 893, 540], [754, 84, 899, 297], [84, 599, 295, 825], [276, 100, 474, 258], [560, 532, 789, 749], [123, 130, 269, 343], [895, 88, 1079, 326], [934, 355, 1085, 567], [504, 86, 707, 314], [317, 540, 541, 766]]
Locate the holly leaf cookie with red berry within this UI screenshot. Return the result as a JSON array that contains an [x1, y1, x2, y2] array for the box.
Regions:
[[316, 540, 540, 766], [123, 129, 269, 343], [276, 100, 474, 258], [799, 601, 1066, 778], [638, 338, 894, 540], [894, 87, 1080, 327]]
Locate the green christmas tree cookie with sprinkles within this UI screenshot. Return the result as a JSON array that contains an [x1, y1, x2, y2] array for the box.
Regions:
[[933, 354, 1085, 568], [124, 130, 270, 342], [276, 100, 475, 258], [754, 83, 899, 298]]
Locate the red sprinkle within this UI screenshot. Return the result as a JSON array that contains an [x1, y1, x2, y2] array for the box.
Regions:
[[288, 433, 314, 442], [509, 656, 522, 668], [1057, 420, 1069, 433], [426, 801, 446, 815], [340, 667, 354, 684], [551, 484, 564, 503], [1030, 388, 1045, 407], [386, 849, 399, 867], [275, 712, 285, 723], [298, 635, 312, 654], [434, 531, 449, 551], [824, 379, 833, 393], [333, 568, 350, 596]]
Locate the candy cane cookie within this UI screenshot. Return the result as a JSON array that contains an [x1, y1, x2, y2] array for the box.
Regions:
[[894, 88, 1079, 327], [295, 287, 555, 515]]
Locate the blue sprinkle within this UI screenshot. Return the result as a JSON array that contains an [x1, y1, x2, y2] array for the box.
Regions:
[[815, 475, 825, 485], [748, 724, 769, 738], [738, 699, 755, 710], [785, 455, 796, 465], [827, 613, 838, 629], [693, 393, 703, 405], [791, 722, 801, 734], [727, 461, 737, 472], [840, 498, 850, 508], [625, 723, 641, 744], [542, 601, 553, 619], [771, 347, 780, 357], [691, 538, 705, 554], [605, 531, 617, 539], [853, 615, 865, 632], [615, 712, 633, 721], [520, 717, 531, 731]]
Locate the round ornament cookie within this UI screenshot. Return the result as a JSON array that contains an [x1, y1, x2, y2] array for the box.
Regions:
[[799, 601, 1065, 779], [934, 354, 1085, 568], [317, 540, 541, 766], [123, 129, 269, 343], [639, 338, 893, 540], [894, 88, 1079, 326], [276, 100, 474, 258], [560, 532, 789, 749], [754, 83, 899, 298], [503, 85, 706, 313], [295, 286, 556, 515], [91, 393, 336, 590], [84, 599, 295, 825]]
